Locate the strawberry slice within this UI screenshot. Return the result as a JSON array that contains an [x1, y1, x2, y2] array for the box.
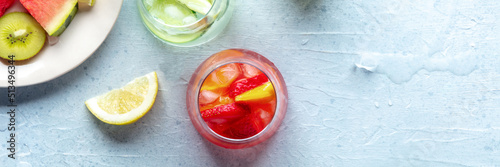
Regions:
[[0, 0, 15, 17], [206, 121, 233, 136], [224, 114, 265, 139], [201, 103, 249, 124], [228, 73, 268, 98], [221, 102, 276, 139]]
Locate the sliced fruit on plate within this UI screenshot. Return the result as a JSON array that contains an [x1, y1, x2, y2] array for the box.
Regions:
[[85, 72, 158, 125], [79, 0, 95, 7], [175, 0, 212, 15], [201, 103, 249, 124], [0, 0, 15, 17], [228, 73, 268, 98], [0, 12, 46, 61], [235, 82, 276, 104], [20, 0, 78, 36]]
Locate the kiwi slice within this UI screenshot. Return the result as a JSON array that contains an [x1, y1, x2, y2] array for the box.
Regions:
[[0, 12, 46, 61]]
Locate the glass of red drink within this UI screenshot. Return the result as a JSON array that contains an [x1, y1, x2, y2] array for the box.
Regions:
[[187, 49, 288, 149]]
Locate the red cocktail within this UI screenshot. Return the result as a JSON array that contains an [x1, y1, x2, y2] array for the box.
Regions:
[[187, 49, 287, 149]]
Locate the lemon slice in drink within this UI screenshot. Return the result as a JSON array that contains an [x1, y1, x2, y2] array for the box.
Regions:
[[176, 0, 212, 15], [85, 72, 158, 125]]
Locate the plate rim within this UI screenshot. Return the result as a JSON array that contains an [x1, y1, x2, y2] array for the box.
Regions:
[[0, 0, 124, 87]]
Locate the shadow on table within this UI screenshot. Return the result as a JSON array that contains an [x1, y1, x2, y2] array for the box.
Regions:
[[0, 73, 84, 106], [92, 116, 144, 143], [91, 89, 165, 143], [290, 0, 325, 12]]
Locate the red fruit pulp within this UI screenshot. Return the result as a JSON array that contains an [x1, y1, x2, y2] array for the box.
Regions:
[[0, 0, 15, 17], [224, 115, 265, 139], [228, 73, 268, 98], [201, 103, 249, 124], [199, 63, 277, 139]]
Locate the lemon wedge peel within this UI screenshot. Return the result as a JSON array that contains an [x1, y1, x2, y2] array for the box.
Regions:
[[235, 82, 275, 104], [85, 72, 158, 125]]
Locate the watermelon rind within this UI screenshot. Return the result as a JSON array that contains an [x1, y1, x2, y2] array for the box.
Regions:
[[21, 0, 79, 36], [50, 4, 78, 36]]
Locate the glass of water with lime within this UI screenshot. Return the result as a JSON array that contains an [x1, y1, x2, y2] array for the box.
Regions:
[[137, 0, 234, 47]]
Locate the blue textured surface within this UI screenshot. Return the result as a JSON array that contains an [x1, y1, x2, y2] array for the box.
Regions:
[[2, 0, 500, 166]]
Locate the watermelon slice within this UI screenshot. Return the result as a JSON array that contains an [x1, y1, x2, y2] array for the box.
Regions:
[[0, 0, 15, 17], [20, 0, 78, 36]]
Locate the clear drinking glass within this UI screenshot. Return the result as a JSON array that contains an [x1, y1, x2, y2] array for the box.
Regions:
[[137, 0, 234, 47], [186, 49, 288, 149]]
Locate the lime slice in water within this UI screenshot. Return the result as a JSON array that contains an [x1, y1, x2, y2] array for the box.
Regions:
[[147, 22, 203, 43], [146, 0, 197, 26], [141, 12, 203, 43], [176, 0, 212, 15], [142, 0, 213, 44]]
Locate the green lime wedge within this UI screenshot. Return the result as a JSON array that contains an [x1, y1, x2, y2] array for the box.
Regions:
[[175, 0, 212, 15], [146, 0, 197, 26]]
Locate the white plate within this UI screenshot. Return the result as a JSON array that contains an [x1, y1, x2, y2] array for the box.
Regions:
[[0, 0, 123, 87]]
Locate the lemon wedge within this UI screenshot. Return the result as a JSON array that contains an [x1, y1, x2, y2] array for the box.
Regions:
[[85, 72, 158, 125], [235, 82, 276, 104]]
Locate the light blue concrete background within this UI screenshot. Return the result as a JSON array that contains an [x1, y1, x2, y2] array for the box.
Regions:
[[2, 0, 500, 166]]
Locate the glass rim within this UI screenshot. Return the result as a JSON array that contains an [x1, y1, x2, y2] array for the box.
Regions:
[[137, 0, 227, 29]]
